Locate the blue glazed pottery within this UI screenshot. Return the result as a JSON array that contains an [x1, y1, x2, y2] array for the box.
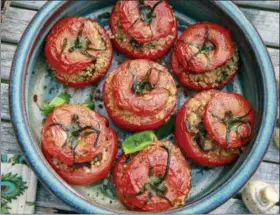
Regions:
[[9, 0, 277, 213]]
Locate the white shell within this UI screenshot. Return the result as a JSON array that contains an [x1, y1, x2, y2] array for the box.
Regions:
[[242, 181, 279, 214]]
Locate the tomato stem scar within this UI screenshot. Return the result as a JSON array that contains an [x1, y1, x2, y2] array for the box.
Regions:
[[137, 0, 163, 25], [66, 21, 107, 60], [210, 109, 253, 145], [46, 114, 101, 159], [128, 63, 161, 96], [125, 144, 172, 206], [177, 26, 215, 69]]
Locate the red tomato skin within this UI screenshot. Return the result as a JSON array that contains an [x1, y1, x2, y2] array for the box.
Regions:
[[174, 91, 238, 166], [41, 105, 110, 165], [175, 22, 234, 73], [45, 17, 92, 74], [204, 92, 255, 149], [45, 16, 113, 87], [109, 2, 178, 60], [119, 0, 176, 44], [103, 60, 176, 131], [113, 141, 191, 212], [43, 128, 118, 185], [51, 50, 112, 88], [171, 51, 237, 91]]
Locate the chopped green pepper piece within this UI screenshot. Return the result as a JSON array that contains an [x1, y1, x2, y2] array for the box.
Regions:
[[43, 92, 71, 115], [122, 131, 157, 154]]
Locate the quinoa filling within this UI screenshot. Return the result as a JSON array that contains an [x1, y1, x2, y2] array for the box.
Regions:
[[51, 22, 111, 83], [186, 91, 244, 156], [187, 46, 239, 87]]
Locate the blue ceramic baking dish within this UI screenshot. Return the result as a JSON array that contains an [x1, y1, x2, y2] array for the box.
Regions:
[[9, 0, 277, 213]]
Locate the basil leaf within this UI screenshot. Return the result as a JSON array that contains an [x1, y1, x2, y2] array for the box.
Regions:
[[122, 131, 156, 154], [154, 115, 175, 139], [276, 119, 280, 128], [43, 92, 71, 115], [100, 173, 117, 199], [82, 99, 95, 110]]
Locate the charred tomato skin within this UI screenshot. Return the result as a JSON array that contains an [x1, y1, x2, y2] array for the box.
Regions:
[[175, 22, 234, 73], [103, 59, 176, 131], [204, 92, 255, 149], [45, 16, 113, 87], [109, 1, 178, 60], [171, 50, 237, 91], [119, 0, 176, 44], [113, 140, 191, 212], [175, 90, 238, 166], [41, 105, 118, 185]]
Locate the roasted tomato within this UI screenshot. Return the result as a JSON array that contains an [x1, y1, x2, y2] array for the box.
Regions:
[[41, 104, 118, 185], [204, 92, 255, 149], [103, 59, 176, 131], [171, 46, 238, 90], [109, 1, 177, 60], [113, 140, 191, 212], [175, 90, 240, 166], [45, 17, 113, 87], [175, 22, 234, 73], [119, 0, 176, 44]]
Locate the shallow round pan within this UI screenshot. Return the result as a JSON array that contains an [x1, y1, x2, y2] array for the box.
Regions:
[[10, 0, 277, 213]]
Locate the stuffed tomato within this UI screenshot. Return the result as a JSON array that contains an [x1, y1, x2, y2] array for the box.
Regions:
[[103, 59, 176, 131], [113, 139, 191, 212], [41, 104, 118, 185], [175, 90, 242, 166], [109, 0, 177, 60], [171, 22, 239, 90], [45, 17, 113, 87], [204, 92, 255, 149]]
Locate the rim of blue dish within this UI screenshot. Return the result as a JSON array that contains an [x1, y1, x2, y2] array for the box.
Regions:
[[9, 1, 277, 214]]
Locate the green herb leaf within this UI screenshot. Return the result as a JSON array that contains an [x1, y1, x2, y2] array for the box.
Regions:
[[100, 173, 118, 199], [43, 92, 71, 115], [81, 99, 95, 110], [122, 131, 157, 154], [154, 115, 175, 139]]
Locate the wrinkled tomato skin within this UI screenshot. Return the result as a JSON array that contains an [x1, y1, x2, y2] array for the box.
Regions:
[[175, 22, 234, 73], [109, 2, 178, 60], [204, 92, 255, 149], [45, 17, 93, 74], [41, 105, 109, 165], [43, 128, 118, 185], [103, 60, 176, 131], [119, 0, 175, 44], [113, 141, 191, 212], [171, 51, 237, 91], [41, 105, 118, 185], [174, 91, 238, 166], [45, 17, 113, 87]]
